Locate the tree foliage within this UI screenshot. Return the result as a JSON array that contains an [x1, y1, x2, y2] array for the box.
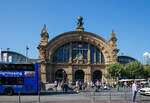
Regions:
[[106, 61, 150, 79], [124, 61, 144, 79], [144, 65, 150, 78], [107, 63, 123, 79]]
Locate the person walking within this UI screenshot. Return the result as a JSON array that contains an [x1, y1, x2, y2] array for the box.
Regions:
[[96, 80, 100, 90], [54, 80, 58, 91], [132, 80, 138, 102], [75, 80, 79, 93]]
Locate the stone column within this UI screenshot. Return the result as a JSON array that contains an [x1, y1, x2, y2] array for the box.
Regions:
[[101, 69, 106, 84], [66, 66, 73, 83], [40, 63, 47, 83], [84, 66, 91, 82], [87, 44, 90, 64], [69, 43, 72, 63]]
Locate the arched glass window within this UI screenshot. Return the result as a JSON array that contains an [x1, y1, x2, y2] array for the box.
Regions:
[[52, 42, 104, 64], [90, 45, 104, 64], [53, 43, 70, 63]]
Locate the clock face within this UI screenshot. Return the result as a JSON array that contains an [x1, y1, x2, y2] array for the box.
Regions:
[[77, 52, 83, 59]]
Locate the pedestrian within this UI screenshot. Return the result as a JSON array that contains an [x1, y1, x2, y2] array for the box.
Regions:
[[115, 83, 119, 91], [132, 80, 138, 102], [63, 82, 68, 93], [75, 80, 79, 93], [54, 80, 58, 91], [124, 81, 127, 88], [60, 80, 64, 91], [96, 80, 100, 90]]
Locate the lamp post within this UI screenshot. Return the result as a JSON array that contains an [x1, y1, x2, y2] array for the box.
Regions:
[[26, 46, 29, 62], [63, 71, 64, 81]]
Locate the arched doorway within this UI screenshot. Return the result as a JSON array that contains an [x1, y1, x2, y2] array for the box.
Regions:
[[75, 70, 84, 82], [93, 70, 102, 82], [55, 69, 67, 82]]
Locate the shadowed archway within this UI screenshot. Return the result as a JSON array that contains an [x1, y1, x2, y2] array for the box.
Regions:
[[93, 70, 102, 82], [55, 69, 67, 81], [75, 70, 84, 82]]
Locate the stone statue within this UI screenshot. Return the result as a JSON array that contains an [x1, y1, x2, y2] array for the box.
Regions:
[[77, 16, 84, 28]]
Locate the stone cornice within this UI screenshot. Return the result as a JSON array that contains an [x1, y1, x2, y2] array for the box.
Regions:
[[46, 31, 110, 48], [49, 62, 106, 67]]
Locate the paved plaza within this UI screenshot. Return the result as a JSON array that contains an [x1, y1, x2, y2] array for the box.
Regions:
[[0, 88, 150, 103]]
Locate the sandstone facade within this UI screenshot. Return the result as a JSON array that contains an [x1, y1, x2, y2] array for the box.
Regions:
[[38, 22, 118, 83]]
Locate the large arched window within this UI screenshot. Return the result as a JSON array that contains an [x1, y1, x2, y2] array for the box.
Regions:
[[53, 43, 70, 63], [90, 45, 104, 64], [52, 42, 104, 63]]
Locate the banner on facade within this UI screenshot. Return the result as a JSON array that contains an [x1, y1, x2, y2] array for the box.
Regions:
[[3, 53, 7, 62], [8, 56, 12, 63], [0, 48, 1, 62]]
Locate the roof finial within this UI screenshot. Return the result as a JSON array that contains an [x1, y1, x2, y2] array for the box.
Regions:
[[44, 24, 46, 29], [77, 16, 83, 28], [42, 24, 47, 33], [112, 29, 114, 34], [109, 29, 117, 41], [76, 16, 84, 31]]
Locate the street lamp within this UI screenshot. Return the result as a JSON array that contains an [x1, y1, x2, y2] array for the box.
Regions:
[[26, 46, 29, 62], [63, 71, 64, 81]]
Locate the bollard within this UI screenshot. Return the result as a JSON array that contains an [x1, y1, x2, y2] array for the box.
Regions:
[[91, 91, 95, 103], [109, 89, 111, 101], [18, 92, 21, 103], [93, 91, 95, 102], [139, 92, 142, 103], [124, 87, 127, 100], [38, 91, 40, 103]]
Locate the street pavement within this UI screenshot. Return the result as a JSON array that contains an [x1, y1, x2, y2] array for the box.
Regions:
[[0, 88, 150, 103]]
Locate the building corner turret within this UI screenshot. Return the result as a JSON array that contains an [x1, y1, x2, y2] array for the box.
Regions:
[[109, 29, 119, 63], [37, 24, 49, 83]]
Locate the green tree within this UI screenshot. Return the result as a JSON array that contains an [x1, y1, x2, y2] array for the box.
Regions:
[[124, 61, 144, 79], [107, 63, 123, 79], [144, 65, 150, 78]]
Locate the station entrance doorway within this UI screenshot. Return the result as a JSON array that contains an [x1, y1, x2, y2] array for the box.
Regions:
[[93, 70, 102, 82], [75, 70, 84, 82], [55, 69, 67, 81]]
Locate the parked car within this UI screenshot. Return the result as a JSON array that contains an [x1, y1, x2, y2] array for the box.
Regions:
[[139, 87, 150, 96]]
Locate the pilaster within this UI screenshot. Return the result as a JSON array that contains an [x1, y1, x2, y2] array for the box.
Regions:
[[87, 44, 91, 64], [66, 66, 73, 83], [84, 66, 91, 82], [69, 42, 72, 63], [40, 63, 47, 83]]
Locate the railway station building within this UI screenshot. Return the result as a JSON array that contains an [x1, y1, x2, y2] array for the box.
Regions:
[[38, 17, 119, 83]]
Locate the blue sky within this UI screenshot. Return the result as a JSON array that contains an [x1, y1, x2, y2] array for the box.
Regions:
[[0, 0, 150, 62]]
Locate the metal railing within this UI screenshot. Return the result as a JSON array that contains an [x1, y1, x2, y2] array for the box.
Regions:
[[0, 87, 150, 103]]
